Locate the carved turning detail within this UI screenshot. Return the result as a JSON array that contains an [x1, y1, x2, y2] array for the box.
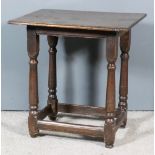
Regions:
[[105, 36, 118, 113], [27, 27, 40, 137], [104, 36, 118, 148], [118, 31, 131, 127], [47, 36, 58, 120]]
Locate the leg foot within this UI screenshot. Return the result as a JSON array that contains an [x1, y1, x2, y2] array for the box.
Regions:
[[28, 115, 39, 137], [105, 144, 114, 148], [29, 132, 39, 138], [104, 117, 115, 148], [47, 101, 58, 121], [120, 121, 126, 128], [48, 115, 57, 121], [120, 112, 127, 128]]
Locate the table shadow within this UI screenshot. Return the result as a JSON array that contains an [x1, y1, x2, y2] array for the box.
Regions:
[[63, 37, 103, 106]]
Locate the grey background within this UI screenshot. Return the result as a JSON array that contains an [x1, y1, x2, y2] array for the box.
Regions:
[[2, 0, 154, 110]]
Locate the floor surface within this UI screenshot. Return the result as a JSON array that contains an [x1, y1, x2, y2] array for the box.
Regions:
[[1, 111, 154, 155]]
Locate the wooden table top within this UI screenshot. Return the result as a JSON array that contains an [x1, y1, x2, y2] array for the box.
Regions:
[[8, 9, 146, 32]]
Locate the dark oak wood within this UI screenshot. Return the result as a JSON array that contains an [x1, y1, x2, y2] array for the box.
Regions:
[[8, 9, 146, 32], [104, 36, 118, 148], [47, 36, 58, 120], [58, 104, 106, 118], [105, 37, 118, 113], [27, 27, 40, 137], [37, 105, 51, 120], [114, 111, 126, 132], [37, 120, 104, 138], [118, 31, 131, 128], [37, 103, 121, 121], [35, 26, 118, 39], [8, 9, 146, 148]]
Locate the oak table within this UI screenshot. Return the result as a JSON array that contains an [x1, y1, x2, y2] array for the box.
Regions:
[[8, 9, 146, 148]]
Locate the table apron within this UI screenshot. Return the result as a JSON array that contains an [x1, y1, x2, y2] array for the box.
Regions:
[[27, 26, 120, 38]]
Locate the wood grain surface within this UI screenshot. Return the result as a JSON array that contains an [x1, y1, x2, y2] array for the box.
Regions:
[[8, 9, 146, 31]]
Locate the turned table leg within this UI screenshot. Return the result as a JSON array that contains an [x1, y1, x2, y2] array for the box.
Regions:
[[47, 36, 58, 121], [27, 27, 40, 137], [104, 36, 118, 148], [118, 31, 131, 128]]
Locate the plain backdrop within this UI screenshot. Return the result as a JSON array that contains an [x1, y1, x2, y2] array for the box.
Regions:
[[2, 0, 154, 110]]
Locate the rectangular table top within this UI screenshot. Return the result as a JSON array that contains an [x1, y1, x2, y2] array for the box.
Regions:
[[8, 9, 146, 32]]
